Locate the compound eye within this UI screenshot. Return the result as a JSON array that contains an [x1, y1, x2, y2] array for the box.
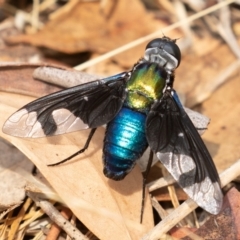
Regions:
[[146, 37, 181, 66]]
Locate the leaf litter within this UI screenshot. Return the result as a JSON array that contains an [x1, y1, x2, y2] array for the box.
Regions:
[[0, 0, 240, 239]]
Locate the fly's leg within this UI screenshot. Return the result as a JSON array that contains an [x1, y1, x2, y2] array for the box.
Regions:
[[32, 165, 38, 175], [196, 127, 207, 130], [140, 150, 154, 223], [48, 128, 97, 166]]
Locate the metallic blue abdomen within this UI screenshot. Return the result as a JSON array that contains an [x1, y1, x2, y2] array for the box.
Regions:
[[103, 107, 148, 180]]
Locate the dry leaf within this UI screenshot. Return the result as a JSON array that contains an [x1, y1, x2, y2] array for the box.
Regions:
[[179, 188, 240, 240], [0, 44, 42, 62], [5, 0, 162, 54], [0, 92, 154, 240], [0, 138, 33, 210], [200, 66, 240, 173], [0, 203, 22, 220], [0, 63, 67, 97], [176, 35, 237, 107]]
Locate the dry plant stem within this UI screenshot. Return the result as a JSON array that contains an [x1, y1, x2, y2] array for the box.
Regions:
[[161, 169, 180, 209], [147, 175, 175, 192], [15, 228, 25, 240], [142, 159, 240, 240], [194, 60, 240, 105], [66, 214, 77, 240], [0, 203, 22, 220], [0, 211, 13, 239], [142, 199, 197, 240], [19, 208, 45, 231], [46, 207, 72, 240], [32, 223, 51, 240], [74, 0, 236, 71], [33, 67, 100, 88], [173, 0, 193, 44], [31, 0, 40, 30], [161, 169, 189, 227], [182, 0, 206, 11], [192, 210, 200, 228], [26, 192, 87, 240], [39, 0, 58, 12], [151, 197, 168, 219], [8, 198, 32, 240], [217, 5, 240, 59]]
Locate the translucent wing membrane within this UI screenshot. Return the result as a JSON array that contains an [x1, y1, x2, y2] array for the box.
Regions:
[[146, 89, 223, 214], [3, 73, 128, 138]]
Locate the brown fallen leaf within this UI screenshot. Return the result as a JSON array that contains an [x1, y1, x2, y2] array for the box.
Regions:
[[0, 91, 154, 240], [199, 65, 240, 173], [0, 63, 68, 97], [175, 35, 237, 107], [177, 187, 240, 240], [0, 43, 42, 62], [5, 0, 164, 55]]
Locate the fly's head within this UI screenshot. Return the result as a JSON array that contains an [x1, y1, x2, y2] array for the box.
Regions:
[[144, 37, 181, 74]]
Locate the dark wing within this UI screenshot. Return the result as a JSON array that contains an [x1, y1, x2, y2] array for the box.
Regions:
[[3, 72, 128, 138], [146, 89, 223, 214]]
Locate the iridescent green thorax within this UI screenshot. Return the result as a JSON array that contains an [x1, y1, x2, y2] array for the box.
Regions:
[[125, 62, 167, 112]]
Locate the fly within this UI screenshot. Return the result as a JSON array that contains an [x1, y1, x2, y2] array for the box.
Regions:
[[2, 36, 223, 222]]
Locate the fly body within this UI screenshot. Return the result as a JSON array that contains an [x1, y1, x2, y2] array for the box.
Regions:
[[3, 36, 223, 217]]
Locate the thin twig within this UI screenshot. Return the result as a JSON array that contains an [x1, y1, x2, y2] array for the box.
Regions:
[[74, 0, 236, 71], [33, 67, 100, 88], [147, 175, 175, 192], [142, 159, 240, 240], [8, 198, 32, 240], [217, 5, 240, 59], [46, 207, 72, 240], [27, 191, 87, 240], [193, 60, 240, 106], [151, 197, 168, 219], [31, 0, 40, 31]]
